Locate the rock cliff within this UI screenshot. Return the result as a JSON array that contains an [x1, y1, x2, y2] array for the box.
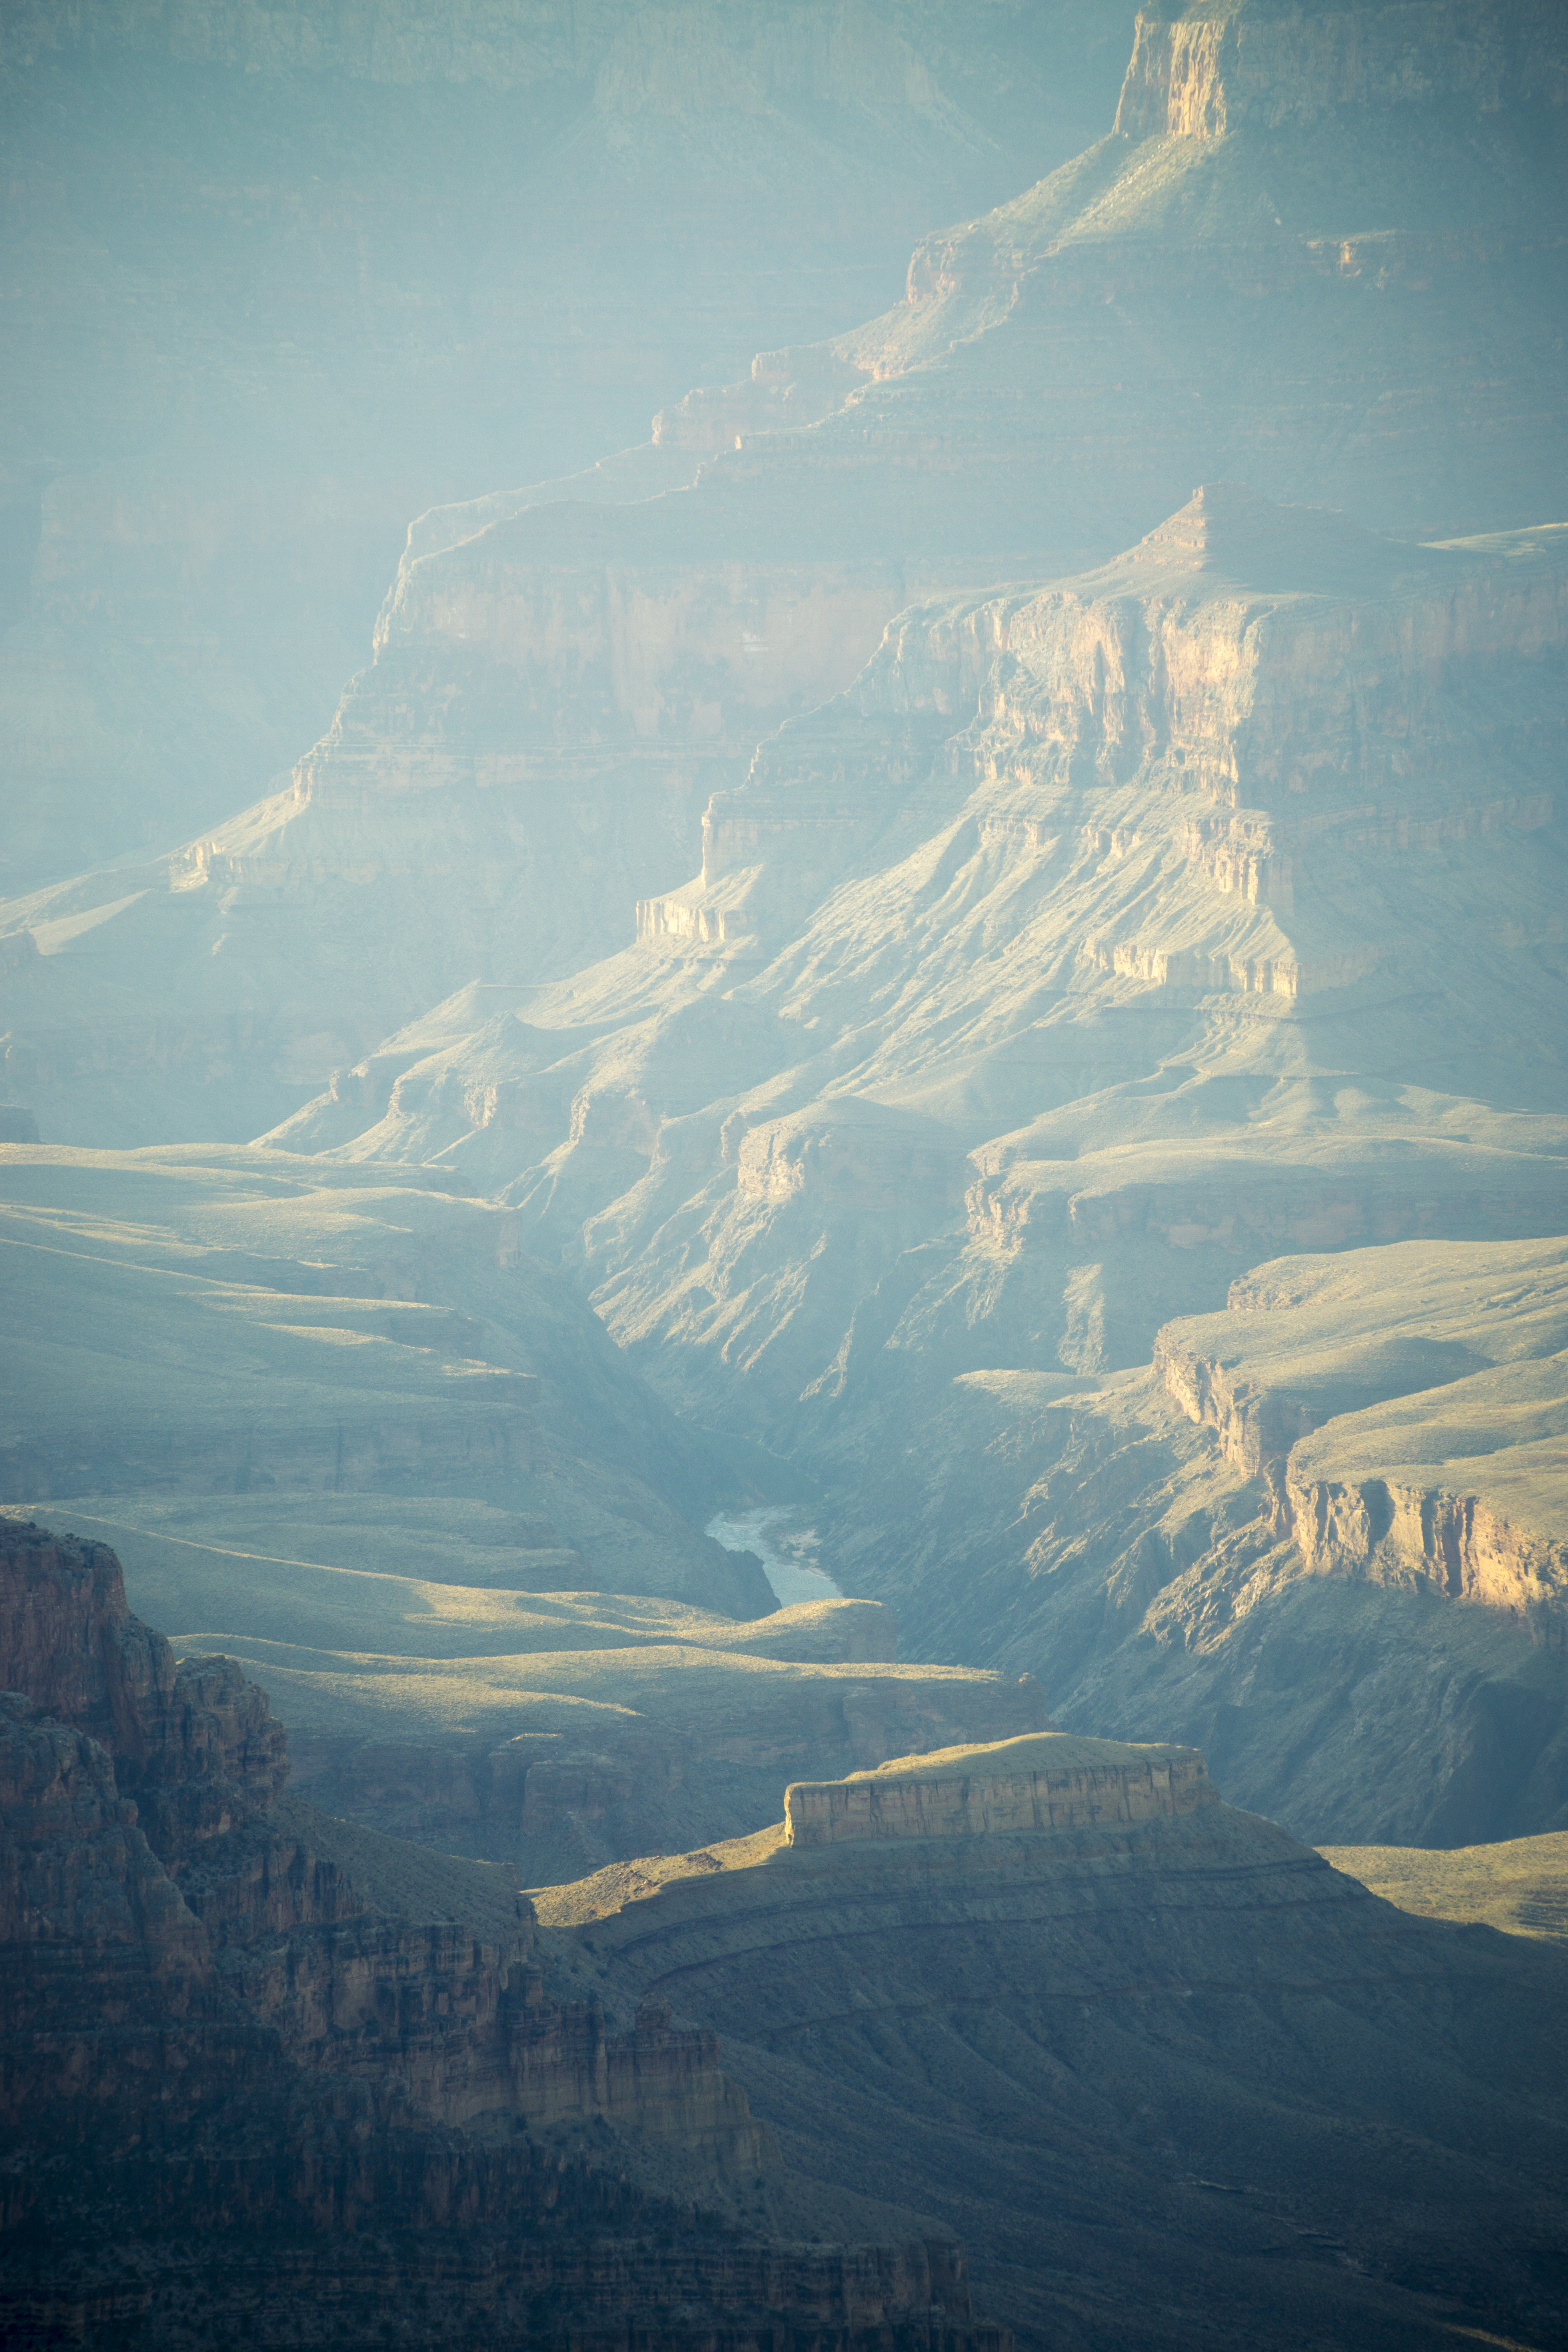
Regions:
[[1153, 1234, 1568, 1645], [0, 1517, 1011, 2351], [822, 1233, 1568, 1847], [6, 0, 1568, 1883], [784, 1729, 1215, 1843], [537, 1733, 1568, 2352], [1114, 0, 1568, 140], [238, 483, 1568, 1848], [9, 0, 1566, 1145], [286, 491, 1568, 1420]]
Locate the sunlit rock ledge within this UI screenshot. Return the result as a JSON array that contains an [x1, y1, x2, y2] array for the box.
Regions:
[[784, 1731, 1217, 1846]]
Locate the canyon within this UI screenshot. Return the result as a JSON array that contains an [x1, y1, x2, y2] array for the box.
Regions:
[[0, 0, 1131, 894], [8, 1517, 1568, 2351], [0, 1515, 1015, 2350], [7, 0, 1568, 1144], [0, 0, 1563, 1846], [537, 1726, 1568, 2350], [198, 477, 1563, 1845], [4, 4, 1568, 2341]]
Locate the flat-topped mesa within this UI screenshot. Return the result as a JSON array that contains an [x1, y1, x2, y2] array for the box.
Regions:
[[1114, 0, 1568, 144], [784, 1732, 1218, 1848]]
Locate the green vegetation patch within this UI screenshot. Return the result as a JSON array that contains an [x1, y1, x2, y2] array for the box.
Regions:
[[1320, 1833, 1568, 1947]]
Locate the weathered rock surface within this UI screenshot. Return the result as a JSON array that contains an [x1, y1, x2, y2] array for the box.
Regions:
[[0, 1505, 1045, 1881], [11, 474, 1568, 1847], [0, 1521, 287, 1859], [1155, 1232, 1568, 1637], [237, 481, 1567, 1846], [538, 1734, 1568, 2352], [825, 1288, 1568, 1847], [783, 1728, 1215, 1844], [9, 0, 1566, 1144], [6, 3, 1568, 1869], [0, 1517, 1010, 2350], [275, 491, 1568, 1409]]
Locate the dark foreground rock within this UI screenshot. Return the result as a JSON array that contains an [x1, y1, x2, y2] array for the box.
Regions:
[[539, 1735, 1568, 2352], [0, 1519, 1008, 2352]]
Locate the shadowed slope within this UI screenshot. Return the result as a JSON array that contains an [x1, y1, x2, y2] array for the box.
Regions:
[[537, 1733, 1568, 2352]]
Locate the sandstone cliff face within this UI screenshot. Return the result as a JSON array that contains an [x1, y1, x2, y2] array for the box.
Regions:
[[335, 492, 1568, 1448], [213, 485, 1568, 1868], [815, 1264, 1568, 1847], [1151, 1235, 1568, 1647], [0, 1695, 206, 1979], [785, 1731, 1216, 1844], [0, 1523, 288, 1857]]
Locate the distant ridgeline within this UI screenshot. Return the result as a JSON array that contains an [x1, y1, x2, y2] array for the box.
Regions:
[[4, 0, 1564, 1142], [1116, 0, 1567, 138]]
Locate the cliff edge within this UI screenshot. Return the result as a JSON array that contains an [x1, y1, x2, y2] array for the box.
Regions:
[[0, 1519, 1008, 2352]]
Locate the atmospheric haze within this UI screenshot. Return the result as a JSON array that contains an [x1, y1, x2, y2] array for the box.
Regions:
[[2, 7, 1568, 2350]]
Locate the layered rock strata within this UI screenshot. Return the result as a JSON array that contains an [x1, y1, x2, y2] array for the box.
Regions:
[[538, 1735, 1568, 2352], [218, 486, 1568, 1853], [1154, 1234, 1568, 1644], [0, 1518, 1009, 2351], [784, 1730, 1214, 1844], [1114, 0, 1568, 139], [8, 0, 1566, 1144], [818, 1238, 1568, 1846], [280, 491, 1568, 1439]]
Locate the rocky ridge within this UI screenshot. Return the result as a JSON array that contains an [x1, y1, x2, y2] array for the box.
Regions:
[[783, 1728, 1216, 1843], [274, 490, 1568, 1412], [1154, 1233, 1568, 1638]]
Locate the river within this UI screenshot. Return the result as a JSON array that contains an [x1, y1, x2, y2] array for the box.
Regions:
[[705, 1505, 843, 1607]]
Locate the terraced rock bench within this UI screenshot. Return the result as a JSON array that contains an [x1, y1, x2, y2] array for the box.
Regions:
[[784, 1732, 1218, 1846]]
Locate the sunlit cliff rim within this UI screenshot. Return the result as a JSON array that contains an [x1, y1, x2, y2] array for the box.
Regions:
[[1115, 0, 1568, 141], [784, 1730, 1218, 1845]]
